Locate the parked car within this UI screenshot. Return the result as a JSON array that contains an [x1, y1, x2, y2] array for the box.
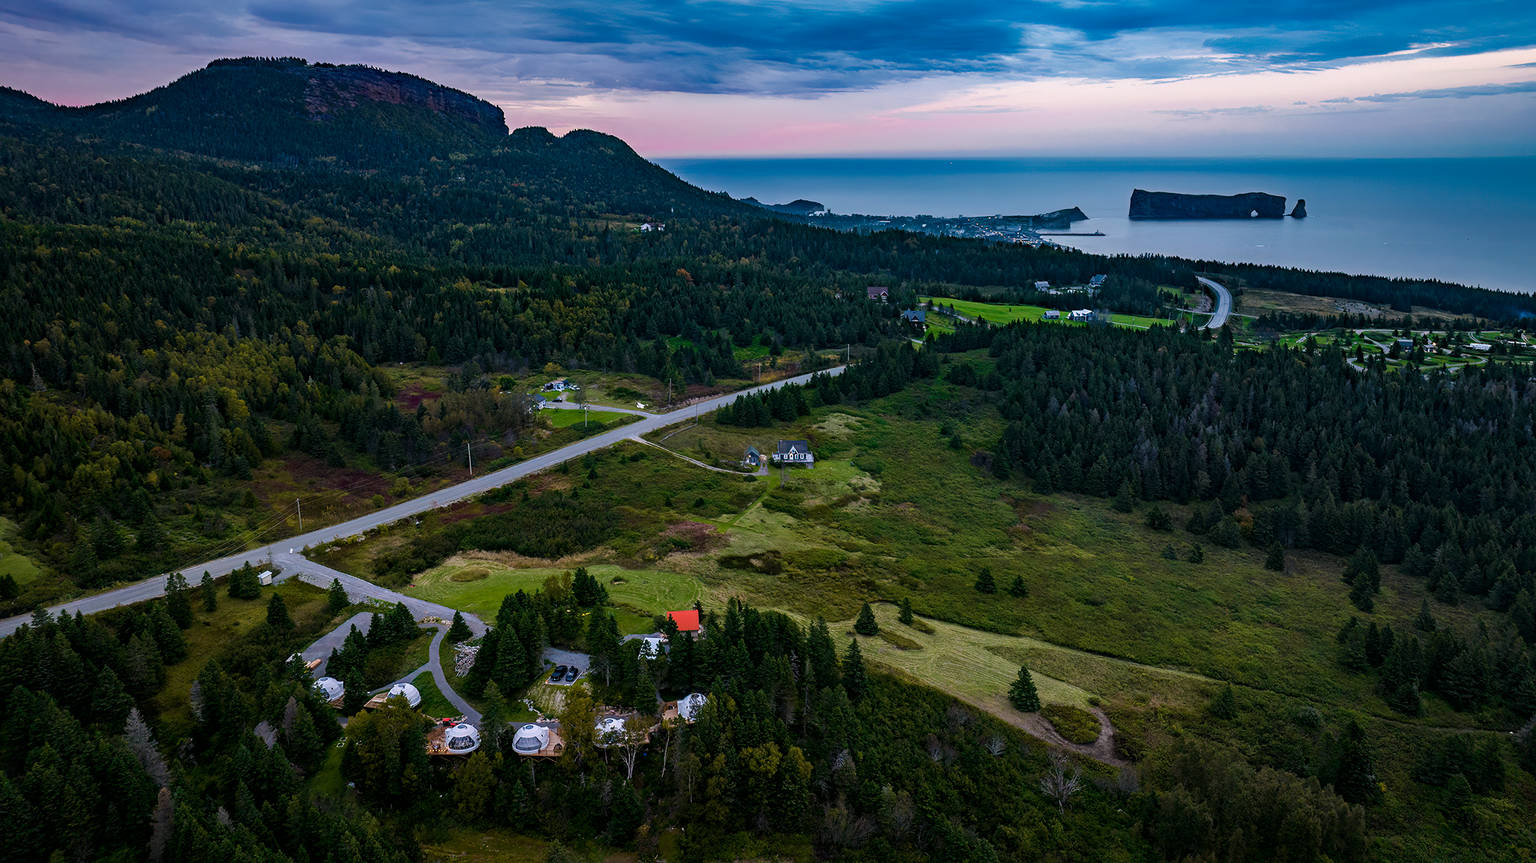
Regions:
[[549, 665, 567, 683], [564, 666, 580, 682]]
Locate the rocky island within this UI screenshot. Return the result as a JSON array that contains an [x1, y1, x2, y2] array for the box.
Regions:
[[1129, 189, 1297, 220]]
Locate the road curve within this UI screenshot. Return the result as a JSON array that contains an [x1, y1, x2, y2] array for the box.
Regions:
[[0, 367, 843, 637], [1195, 276, 1232, 330]]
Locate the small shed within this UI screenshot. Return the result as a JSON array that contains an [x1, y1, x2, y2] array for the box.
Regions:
[[258, 570, 274, 586]]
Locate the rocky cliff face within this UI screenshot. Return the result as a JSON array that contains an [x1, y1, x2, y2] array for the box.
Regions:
[[1290, 199, 1308, 218], [1129, 189, 1287, 220]]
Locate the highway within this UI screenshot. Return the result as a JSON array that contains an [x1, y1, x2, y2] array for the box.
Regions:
[[1196, 276, 1232, 329], [0, 367, 842, 637]]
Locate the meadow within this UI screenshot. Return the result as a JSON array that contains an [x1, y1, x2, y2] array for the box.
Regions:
[[922, 295, 1175, 329]]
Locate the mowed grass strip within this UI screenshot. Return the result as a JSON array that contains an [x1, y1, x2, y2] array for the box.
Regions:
[[407, 559, 703, 628], [408, 672, 459, 719]]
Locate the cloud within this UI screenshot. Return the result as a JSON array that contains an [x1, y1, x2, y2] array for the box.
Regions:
[[3, 0, 1534, 98], [1326, 79, 1536, 102]]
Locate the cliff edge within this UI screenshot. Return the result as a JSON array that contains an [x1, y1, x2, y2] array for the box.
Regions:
[[1129, 189, 1287, 220]]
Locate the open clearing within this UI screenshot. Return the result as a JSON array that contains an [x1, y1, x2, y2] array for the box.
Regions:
[[0, 517, 44, 587], [922, 296, 1173, 329], [407, 557, 703, 633]]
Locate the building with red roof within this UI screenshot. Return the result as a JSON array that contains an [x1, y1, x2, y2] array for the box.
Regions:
[[668, 609, 701, 633]]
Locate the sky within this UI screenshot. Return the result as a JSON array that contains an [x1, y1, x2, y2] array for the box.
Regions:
[[1, 0, 1534, 157]]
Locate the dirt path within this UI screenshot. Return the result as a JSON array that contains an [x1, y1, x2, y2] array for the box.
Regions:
[[957, 693, 1128, 768]]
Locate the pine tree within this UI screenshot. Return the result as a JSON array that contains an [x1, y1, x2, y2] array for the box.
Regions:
[[266, 594, 294, 631], [1415, 600, 1437, 632], [1434, 570, 1460, 605], [343, 670, 367, 715], [1329, 719, 1383, 805], [1008, 575, 1029, 598], [481, 682, 505, 755], [92, 666, 134, 726], [1112, 480, 1135, 513], [327, 578, 350, 616], [1208, 683, 1238, 719], [149, 602, 187, 663], [447, 610, 472, 642], [898, 597, 914, 626], [1144, 505, 1172, 531], [199, 572, 217, 612], [1008, 665, 1041, 712], [1188, 544, 1205, 564], [842, 639, 868, 702], [1162, 544, 1179, 561], [1265, 543, 1286, 572], [163, 573, 192, 628], [974, 567, 997, 594], [854, 602, 879, 636]]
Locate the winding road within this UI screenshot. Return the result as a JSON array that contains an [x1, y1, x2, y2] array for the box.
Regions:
[[0, 366, 842, 638], [1195, 276, 1232, 329]]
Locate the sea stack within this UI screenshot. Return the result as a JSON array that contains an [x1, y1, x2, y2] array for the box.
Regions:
[[1289, 199, 1307, 218], [1129, 189, 1287, 220]]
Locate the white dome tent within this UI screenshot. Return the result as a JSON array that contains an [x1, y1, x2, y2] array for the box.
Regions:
[[677, 692, 708, 723], [386, 682, 422, 708], [512, 723, 550, 754], [313, 677, 344, 702], [444, 723, 481, 754], [594, 716, 627, 746]]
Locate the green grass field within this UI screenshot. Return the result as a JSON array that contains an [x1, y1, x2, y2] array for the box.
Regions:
[[408, 671, 458, 718], [544, 407, 632, 429], [407, 559, 703, 634], [922, 296, 1174, 330], [0, 517, 44, 587]]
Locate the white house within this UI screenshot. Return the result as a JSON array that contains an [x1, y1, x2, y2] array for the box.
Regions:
[[1467, 342, 1492, 352], [1042, 310, 1061, 320], [639, 222, 665, 232], [1034, 280, 1051, 290], [1068, 309, 1094, 322], [772, 440, 815, 467]]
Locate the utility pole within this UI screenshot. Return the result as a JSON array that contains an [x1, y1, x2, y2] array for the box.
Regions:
[[467, 441, 474, 476], [296, 498, 303, 532], [583, 403, 589, 429]]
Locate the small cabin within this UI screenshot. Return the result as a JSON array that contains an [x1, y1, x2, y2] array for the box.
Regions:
[[257, 570, 274, 586], [743, 445, 763, 469], [1042, 310, 1061, 320], [667, 609, 701, 634]]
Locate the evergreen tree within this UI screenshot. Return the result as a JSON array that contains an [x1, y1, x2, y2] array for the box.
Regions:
[[480, 682, 505, 756], [1162, 544, 1179, 561], [327, 578, 350, 616], [854, 602, 879, 636], [266, 594, 294, 631], [1144, 505, 1172, 531], [1435, 570, 1461, 606], [92, 665, 134, 726], [974, 567, 997, 594], [199, 571, 217, 612], [1415, 600, 1437, 632], [1188, 544, 1205, 564], [343, 670, 367, 715], [1112, 480, 1135, 513], [0, 574, 16, 601], [842, 639, 868, 702], [447, 611, 473, 642], [1265, 543, 1286, 572], [1008, 575, 1029, 598], [1329, 719, 1383, 805], [1008, 665, 1041, 712], [898, 597, 914, 626], [148, 602, 187, 663], [1208, 683, 1238, 719], [164, 572, 192, 628]]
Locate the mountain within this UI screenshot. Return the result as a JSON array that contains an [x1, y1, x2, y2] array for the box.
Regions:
[[1, 57, 510, 167]]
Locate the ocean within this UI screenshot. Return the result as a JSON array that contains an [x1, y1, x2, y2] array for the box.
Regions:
[[659, 157, 1536, 294]]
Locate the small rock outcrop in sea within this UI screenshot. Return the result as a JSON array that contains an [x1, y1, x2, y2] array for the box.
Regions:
[[1289, 199, 1307, 218], [1129, 189, 1288, 220]]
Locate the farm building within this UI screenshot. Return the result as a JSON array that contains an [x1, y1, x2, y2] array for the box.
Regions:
[[772, 440, 814, 466], [427, 720, 481, 755], [511, 722, 565, 758]]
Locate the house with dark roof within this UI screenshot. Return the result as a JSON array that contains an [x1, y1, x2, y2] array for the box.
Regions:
[[866, 285, 890, 302], [743, 445, 763, 469], [772, 440, 814, 467], [1088, 274, 1107, 289], [900, 309, 927, 325]]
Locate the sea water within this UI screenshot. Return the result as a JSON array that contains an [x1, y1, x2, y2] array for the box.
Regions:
[[660, 157, 1536, 294]]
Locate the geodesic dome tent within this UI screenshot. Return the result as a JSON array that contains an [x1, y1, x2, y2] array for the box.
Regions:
[[512, 723, 550, 754], [444, 723, 480, 754], [677, 692, 708, 723], [386, 682, 422, 708], [313, 676, 344, 702], [594, 716, 627, 741]]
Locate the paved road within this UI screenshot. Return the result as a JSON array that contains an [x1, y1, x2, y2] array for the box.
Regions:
[[0, 367, 842, 638], [278, 552, 488, 638], [1196, 276, 1232, 330], [299, 611, 374, 677]]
